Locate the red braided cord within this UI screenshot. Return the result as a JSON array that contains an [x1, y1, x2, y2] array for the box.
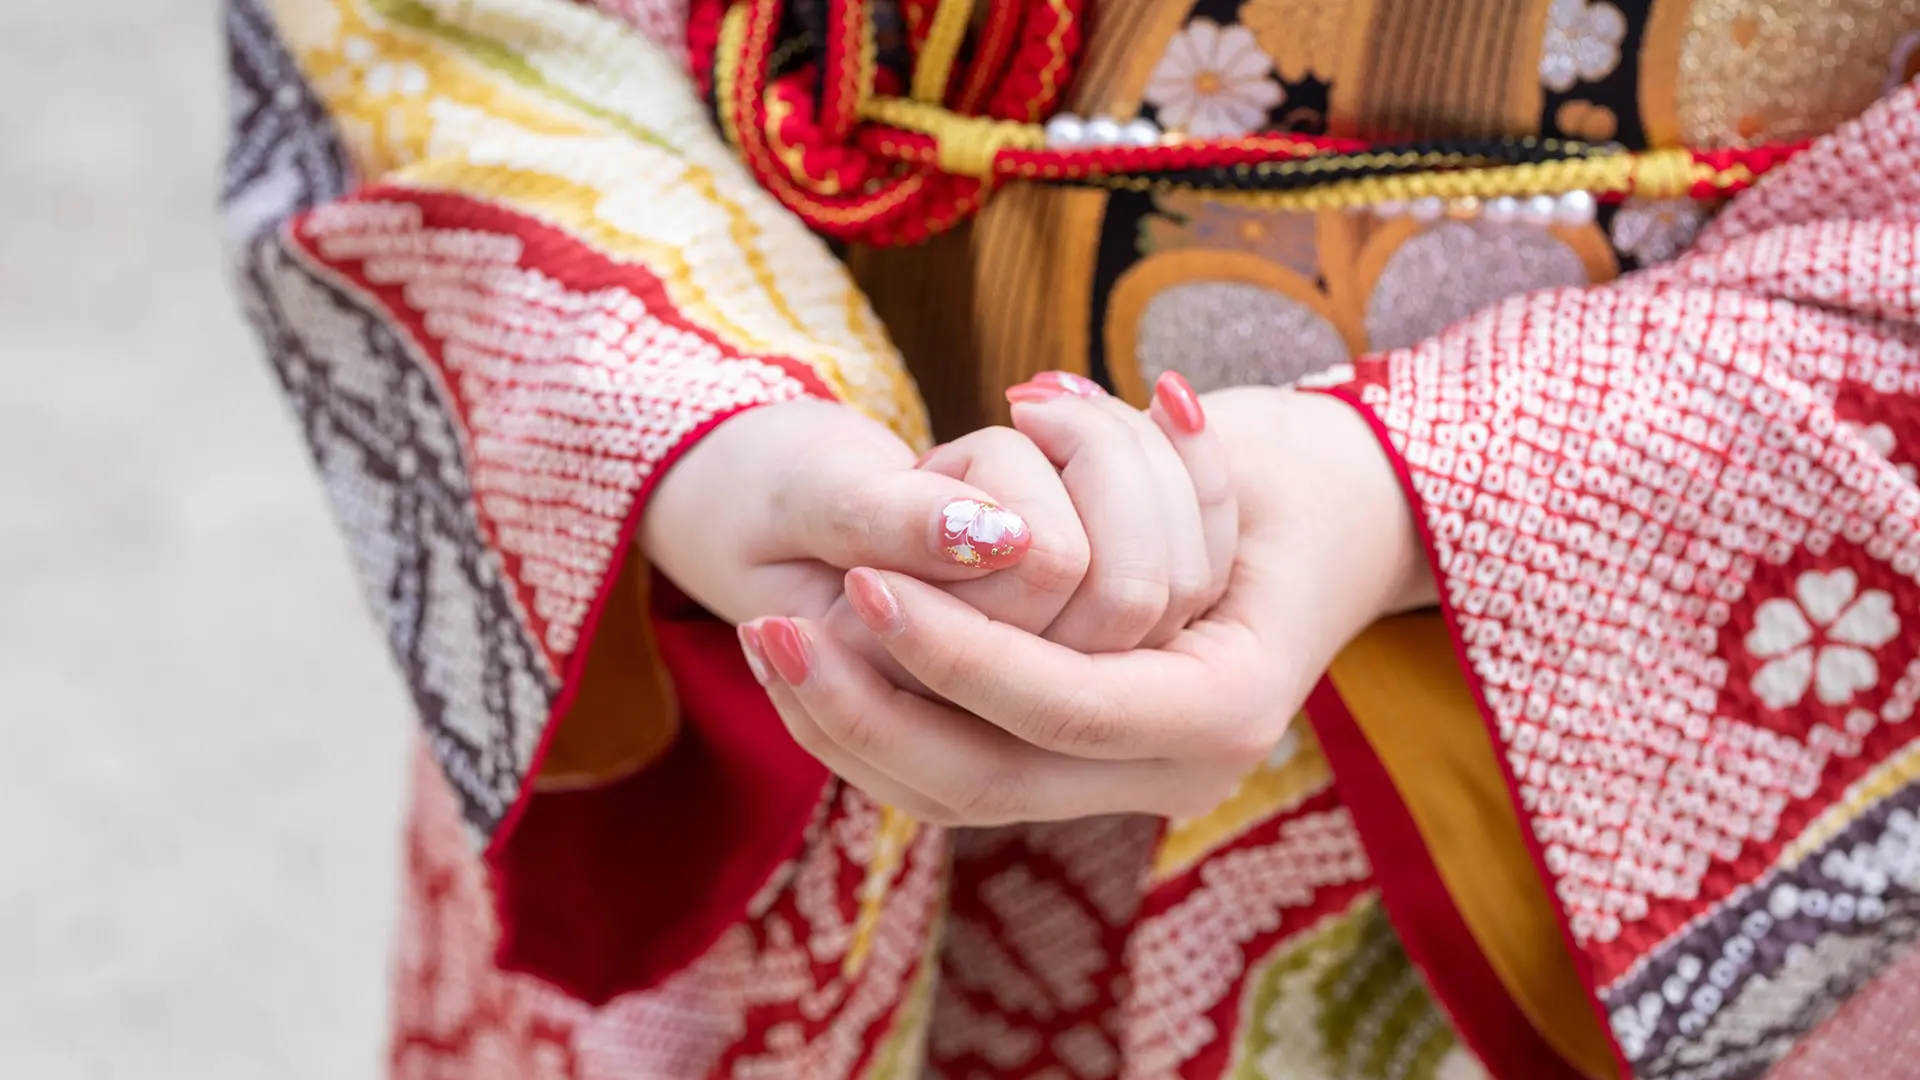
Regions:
[[722, 0, 1087, 244], [820, 0, 871, 142], [954, 0, 1023, 112], [854, 127, 1365, 176], [899, 0, 938, 58], [984, 0, 1080, 122]]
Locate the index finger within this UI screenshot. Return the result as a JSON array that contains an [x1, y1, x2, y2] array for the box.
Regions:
[[844, 568, 1259, 760]]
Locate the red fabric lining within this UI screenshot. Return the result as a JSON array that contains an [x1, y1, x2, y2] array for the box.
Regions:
[[486, 423, 831, 1006], [291, 187, 842, 1004], [1316, 385, 1634, 1080]]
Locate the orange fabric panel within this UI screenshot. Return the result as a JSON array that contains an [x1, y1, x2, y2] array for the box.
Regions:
[[534, 558, 681, 792], [1328, 614, 1617, 1080]]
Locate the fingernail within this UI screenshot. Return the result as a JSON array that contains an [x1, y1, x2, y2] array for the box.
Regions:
[[1005, 382, 1070, 405], [758, 618, 812, 685], [738, 623, 772, 684], [939, 498, 1032, 570], [1031, 370, 1106, 398], [845, 568, 905, 637], [1154, 371, 1206, 434]]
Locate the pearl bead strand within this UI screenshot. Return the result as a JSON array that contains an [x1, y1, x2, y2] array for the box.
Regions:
[[1370, 189, 1598, 226], [1044, 112, 1163, 149]]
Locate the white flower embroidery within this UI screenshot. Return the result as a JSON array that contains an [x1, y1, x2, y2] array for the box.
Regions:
[[1610, 198, 1707, 266], [1746, 570, 1901, 709], [1145, 19, 1285, 138], [1539, 0, 1628, 93], [1841, 420, 1919, 482]]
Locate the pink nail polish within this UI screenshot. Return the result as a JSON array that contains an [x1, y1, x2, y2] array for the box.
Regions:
[[1154, 371, 1206, 435], [845, 568, 905, 637], [758, 618, 812, 685], [939, 498, 1031, 570], [1031, 370, 1106, 398], [1005, 382, 1069, 405], [738, 623, 772, 684]]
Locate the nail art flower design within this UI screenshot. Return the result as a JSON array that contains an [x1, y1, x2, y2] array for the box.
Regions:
[[941, 499, 1031, 569], [1746, 569, 1901, 709]]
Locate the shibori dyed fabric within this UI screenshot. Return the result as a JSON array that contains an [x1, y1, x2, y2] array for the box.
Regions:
[[223, 0, 1920, 1076]]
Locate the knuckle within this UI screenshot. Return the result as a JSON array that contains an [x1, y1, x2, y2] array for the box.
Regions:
[[973, 425, 1034, 454], [1215, 705, 1293, 769], [1165, 563, 1211, 620], [1191, 464, 1234, 510], [1020, 534, 1092, 599], [954, 765, 1031, 824], [1032, 683, 1126, 753], [822, 485, 882, 557], [1096, 568, 1171, 639], [818, 702, 889, 759], [911, 637, 974, 697]]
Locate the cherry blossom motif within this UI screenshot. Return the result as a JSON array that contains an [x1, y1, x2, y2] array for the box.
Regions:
[[940, 499, 1032, 569], [1841, 421, 1920, 482], [1144, 19, 1285, 138], [1539, 0, 1627, 93], [1746, 570, 1902, 709]]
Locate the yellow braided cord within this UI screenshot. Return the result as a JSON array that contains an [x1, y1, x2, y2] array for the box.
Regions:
[[910, 0, 975, 104], [855, 1, 878, 118], [860, 96, 1046, 175], [1196, 153, 1713, 210], [713, 2, 752, 152], [1630, 147, 1698, 200]]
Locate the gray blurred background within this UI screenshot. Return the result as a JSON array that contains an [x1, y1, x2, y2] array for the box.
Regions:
[[1, 2, 412, 1075]]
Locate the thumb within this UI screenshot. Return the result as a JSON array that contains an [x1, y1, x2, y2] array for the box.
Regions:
[[787, 464, 1034, 580]]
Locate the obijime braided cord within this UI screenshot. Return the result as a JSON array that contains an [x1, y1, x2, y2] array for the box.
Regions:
[[695, 0, 1807, 245]]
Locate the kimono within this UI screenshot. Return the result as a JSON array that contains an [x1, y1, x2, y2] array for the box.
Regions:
[[222, 0, 1920, 1074]]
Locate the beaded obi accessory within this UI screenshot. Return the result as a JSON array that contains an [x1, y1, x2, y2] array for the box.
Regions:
[[688, 0, 1804, 247]]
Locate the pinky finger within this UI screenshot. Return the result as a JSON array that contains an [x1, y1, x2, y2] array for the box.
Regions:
[[1147, 372, 1239, 608], [740, 623, 954, 823]]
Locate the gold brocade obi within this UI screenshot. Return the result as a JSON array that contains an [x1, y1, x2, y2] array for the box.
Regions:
[[847, 0, 1920, 436]]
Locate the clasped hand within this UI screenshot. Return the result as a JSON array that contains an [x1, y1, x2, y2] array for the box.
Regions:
[[642, 373, 1431, 826]]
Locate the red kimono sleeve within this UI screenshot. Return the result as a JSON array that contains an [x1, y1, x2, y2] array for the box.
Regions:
[[1326, 80, 1920, 1080]]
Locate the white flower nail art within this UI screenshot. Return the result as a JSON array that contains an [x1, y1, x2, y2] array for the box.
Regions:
[[940, 499, 1031, 568]]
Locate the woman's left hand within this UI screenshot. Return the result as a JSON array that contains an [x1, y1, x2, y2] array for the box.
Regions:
[[740, 388, 1437, 825]]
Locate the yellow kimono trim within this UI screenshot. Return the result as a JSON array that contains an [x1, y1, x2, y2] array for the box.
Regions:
[[1327, 614, 1618, 1080]]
